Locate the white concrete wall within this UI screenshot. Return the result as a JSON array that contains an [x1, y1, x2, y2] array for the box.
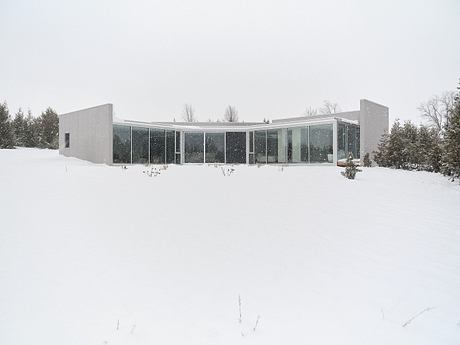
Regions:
[[359, 99, 389, 160], [59, 104, 113, 164]]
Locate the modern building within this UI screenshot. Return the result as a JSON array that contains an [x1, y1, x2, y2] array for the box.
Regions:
[[58, 99, 388, 165]]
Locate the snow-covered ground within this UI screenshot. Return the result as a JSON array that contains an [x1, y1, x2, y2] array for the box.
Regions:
[[1, 148, 460, 345]]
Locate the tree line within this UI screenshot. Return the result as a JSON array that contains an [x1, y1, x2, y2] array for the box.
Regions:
[[373, 83, 460, 182], [0, 102, 59, 149]]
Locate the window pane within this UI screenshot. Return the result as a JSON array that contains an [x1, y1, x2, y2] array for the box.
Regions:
[[185, 132, 204, 163], [288, 128, 306, 163], [166, 130, 175, 163], [132, 127, 149, 164], [249, 131, 254, 153], [267, 130, 278, 163], [113, 125, 131, 164], [347, 124, 360, 159], [65, 133, 70, 148], [255, 130, 266, 163], [249, 153, 255, 164], [309, 124, 333, 163], [175, 131, 181, 153], [278, 128, 287, 163], [226, 132, 246, 164], [301, 127, 308, 162], [205, 133, 225, 163], [337, 123, 347, 160], [150, 129, 165, 164]]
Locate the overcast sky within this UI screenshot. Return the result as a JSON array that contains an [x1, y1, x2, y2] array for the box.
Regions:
[[1, 0, 459, 123]]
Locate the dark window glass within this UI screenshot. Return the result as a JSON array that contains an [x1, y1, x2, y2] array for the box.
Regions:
[[309, 124, 333, 163], [249, 153, 255, 164], [255, 130, 267, 163], [132, 127, 149, 164], [267, 130, 278, 163], [205, 133, 225, 163], [185, 132, 204, 163], [301, 127, 308, 162], [150, 129, 165, 164], [226, 132, 246, 164], [337, 123, 347, 160], [166, 130, 175, 163], [65, 133, 70, 148], [113, 125, 131, 164], [347, 124, 360, 159], [175, 153, 181, 164], [249, 131, 254, 153], [175, 131, 181, 153]]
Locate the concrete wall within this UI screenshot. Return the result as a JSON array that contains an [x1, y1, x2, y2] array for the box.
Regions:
[[59, 104, 113, 164], [359, 99, 389, 160]]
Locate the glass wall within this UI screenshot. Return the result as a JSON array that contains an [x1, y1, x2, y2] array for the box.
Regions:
[[347, 124, 360, 159], [310, 124, 333, 163], [132, 127, 149, 163], [337, 122, 360, 160], [205, 133, 225, 163], [185, 132, 204, 163], [249, 131, 255, 164], [175, 131, 181, 164], [226, 132, 246, 164], [337, 123, 347, 160], [266, 130, 278, 163], [287, 127, 308, 163], [166, 130, 175, 163], [254, 130, 267, 164], [113, 125, 131, 164], [150, 129, 165, 164]]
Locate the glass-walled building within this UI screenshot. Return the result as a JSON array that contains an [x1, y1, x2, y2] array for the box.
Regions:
[[111, 118, 356, 165], [58, 100, 389, 165]]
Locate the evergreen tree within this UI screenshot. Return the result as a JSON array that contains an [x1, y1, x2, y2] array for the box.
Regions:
[[13, 108, 27, 147], [374, 132, 390, 167], [24, 110, 39, 147], [0, 102, 15, 149], [341, 153, 361, 179], [363, 153, 372, 167], [442, 88, 460, 181], [387, 120, 405, 168], [38, 107, 59, 149], [401, 121, 418, 169]]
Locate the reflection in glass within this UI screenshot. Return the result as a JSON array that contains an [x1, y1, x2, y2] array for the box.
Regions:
[[205, 133, 225, 163], [185, 132, 204, 163], [255, 130, 266, 163], [309, 124, 333, 163], [150, 129, 165, 164], [113, 125, 131, 164], [288, 127, 308, 163], [267, 130, 278, 163], [166, 130, 175, 163], [226, 132, 246, 164], [132, 127, 149, 163], [337, 123, 347, 160]]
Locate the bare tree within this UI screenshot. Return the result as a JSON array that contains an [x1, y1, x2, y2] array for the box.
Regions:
[[223, 105, 239, 122], [182, 104, 196, 122], [319, 100, 340, 114], [304, 106, 318, 116], [418, 91, 455, 133]]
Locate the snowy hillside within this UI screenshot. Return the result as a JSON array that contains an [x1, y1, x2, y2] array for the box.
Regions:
[[1, 148, 460, 345]]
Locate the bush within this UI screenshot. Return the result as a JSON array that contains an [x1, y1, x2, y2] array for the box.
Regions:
[[341, 153, 361, 179]]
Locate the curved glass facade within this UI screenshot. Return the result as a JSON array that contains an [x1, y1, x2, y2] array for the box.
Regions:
[[113, 120, 358, 166]]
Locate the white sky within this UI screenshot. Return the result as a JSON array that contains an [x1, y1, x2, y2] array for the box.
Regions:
[[1, 0, 459, 123]]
